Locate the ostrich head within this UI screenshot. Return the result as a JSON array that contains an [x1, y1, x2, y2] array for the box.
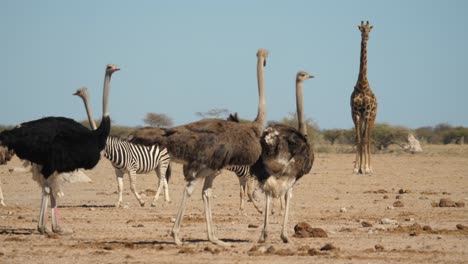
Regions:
[[73, 87, 89, 99], [358, 21, 373, 41], [257, 48, 268, 66], [106, 64, 120, 75], [296, 71, 314, 82]]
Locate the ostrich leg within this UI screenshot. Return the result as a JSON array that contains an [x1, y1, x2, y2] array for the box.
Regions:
[[202, 172, 229, 246], [280, 188, 293, 243], [37, 186, 50, 234], [258, 194, 272, 243]]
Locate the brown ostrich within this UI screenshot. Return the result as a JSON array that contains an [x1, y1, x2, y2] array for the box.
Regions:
[[251, 71, 314, 243], [129, 48, 269, 246]]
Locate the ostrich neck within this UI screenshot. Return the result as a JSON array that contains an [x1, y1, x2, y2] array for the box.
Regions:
[[81, 95, 98, 130], [254, 57, 266, 130], [102, 73, 111, 118], [296, 80, 307, 137], [357, 37, 368, 85]]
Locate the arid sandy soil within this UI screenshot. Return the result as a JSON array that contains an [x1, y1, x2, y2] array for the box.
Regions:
[[1, 145, 467, 264]]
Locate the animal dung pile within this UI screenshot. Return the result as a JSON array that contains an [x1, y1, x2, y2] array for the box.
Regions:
[[293, 222, 328, 238]]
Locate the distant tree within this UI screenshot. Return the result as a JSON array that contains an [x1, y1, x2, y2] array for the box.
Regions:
[[414, 126, 434, 144], [441, 126, 468, 144], [269, 112, 320, 143], [322, 129, 343, 145], [195, 108, 230, 119], [143, 113, 173, 128], [371, 123, 409, 150]]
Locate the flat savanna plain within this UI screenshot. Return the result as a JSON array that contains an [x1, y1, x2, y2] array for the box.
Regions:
[[0, 145, 467, 264]]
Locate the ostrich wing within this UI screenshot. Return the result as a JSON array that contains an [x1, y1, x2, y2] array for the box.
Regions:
[[0, 117, 103, 177]]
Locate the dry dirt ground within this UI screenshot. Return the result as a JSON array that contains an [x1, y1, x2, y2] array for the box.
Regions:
[[0, 145, 467, 264]]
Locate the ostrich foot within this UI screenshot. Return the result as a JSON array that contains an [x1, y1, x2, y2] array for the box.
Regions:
[[209, 238, 230, 247], [171, 231, 183, 246], [115, 202, 123, 208], [258, 231, 267, 243], [150, 202, 157, 207], [280, 233, 290, 243], [37, 225, 50, 235], [0, 200, 5, 207], [52, 225, 73, 235], [139, 201, 146, 207]]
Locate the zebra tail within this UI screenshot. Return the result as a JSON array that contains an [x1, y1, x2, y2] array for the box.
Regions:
[[165, 162, 172, 183]]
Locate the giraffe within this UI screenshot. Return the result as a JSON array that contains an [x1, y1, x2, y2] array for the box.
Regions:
[[351, 21, 377, 174]]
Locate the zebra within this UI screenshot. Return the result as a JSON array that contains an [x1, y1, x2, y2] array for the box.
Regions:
[[226, 165, 263, 214], [104, 136, 171, 207]]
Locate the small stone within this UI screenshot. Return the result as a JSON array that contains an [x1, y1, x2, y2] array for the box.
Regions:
[[320, 243, 336, 251], [409, 232, 418, 236], [393, 201, 404, 207], [380, 218, 398, 225], [340, 207, 347, 213], [308, 248, 320, 256], [387, 205, 394, 210], [439, 198, 457, 207], [455, 201, 465, 207], [456, 224, 467, 230], [383, 195, 389, 199], [294, 222, 327, 238], [275, 248, 295, 256], [437, 235, 443, 240], [374, 244, 384, 251], [422, 225, 432, 231], [396, 195, 402, 199], [170, 217, 176, 223], [361, 221, 373, 227], [266, 246, 276, 254]]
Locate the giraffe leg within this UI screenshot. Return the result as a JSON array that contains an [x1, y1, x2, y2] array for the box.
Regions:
[[353, 116, 363, 174], [364, 118, 374, 174], [115, 169, 125, 207], [280, 188, 293, 243]]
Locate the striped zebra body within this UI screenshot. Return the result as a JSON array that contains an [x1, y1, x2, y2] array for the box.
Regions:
[[226, 165, 263, 214], [104, 136, 171, 207]]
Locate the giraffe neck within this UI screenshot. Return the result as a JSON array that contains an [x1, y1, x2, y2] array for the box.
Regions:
[[357, 36, 369, 85]]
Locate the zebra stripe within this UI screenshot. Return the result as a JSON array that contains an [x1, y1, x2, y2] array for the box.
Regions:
[[103, 136, 171, 207]]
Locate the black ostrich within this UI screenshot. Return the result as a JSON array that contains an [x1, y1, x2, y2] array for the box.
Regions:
[[0, 64, 119, 234], [251, 71, 314, 243]]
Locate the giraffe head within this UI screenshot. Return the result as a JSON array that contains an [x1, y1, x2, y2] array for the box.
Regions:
[[358, 21, 373, 41]]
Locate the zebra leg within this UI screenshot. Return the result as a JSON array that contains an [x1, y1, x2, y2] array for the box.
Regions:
[[238, 175, 246, 213], [128, 169, 145, 207], [246, 175, 263, 214], [114, 168, 125, 207], [0, 177, 5, 206]]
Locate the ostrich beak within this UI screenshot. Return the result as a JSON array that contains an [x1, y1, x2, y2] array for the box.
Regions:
[[309, 75, 315, 79], [73, 91, 79, 96]]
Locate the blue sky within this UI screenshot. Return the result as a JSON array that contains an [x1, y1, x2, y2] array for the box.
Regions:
[[1, 0, 467, 129]]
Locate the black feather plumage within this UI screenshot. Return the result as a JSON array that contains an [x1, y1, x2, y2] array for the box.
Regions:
[[0, 116, 110, 177]]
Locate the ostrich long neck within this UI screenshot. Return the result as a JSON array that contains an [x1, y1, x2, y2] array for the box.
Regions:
[[253, 56, 266, 129], [80, 93, 98, 130], [102, 72, 111, 118], [296, 79, 307, 137], [357, 36, 368, 85]]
